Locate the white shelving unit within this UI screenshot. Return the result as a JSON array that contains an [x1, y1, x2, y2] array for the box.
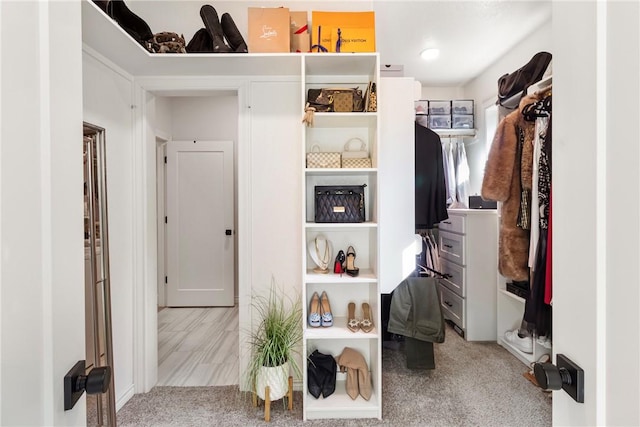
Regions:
[[301, 53, 382, 421]]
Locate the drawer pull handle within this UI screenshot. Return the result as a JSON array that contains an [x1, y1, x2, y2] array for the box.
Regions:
[[443, 244, 453, 249], [444, 300, 453, 307], [442, 221, 452, 225]]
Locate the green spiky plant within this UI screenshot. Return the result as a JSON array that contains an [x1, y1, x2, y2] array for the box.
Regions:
[[245, 278, 303, 394]]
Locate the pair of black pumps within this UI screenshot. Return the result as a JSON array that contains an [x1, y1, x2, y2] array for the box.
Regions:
[[333, 245, 359, 277], [307, 350, 336, 399]]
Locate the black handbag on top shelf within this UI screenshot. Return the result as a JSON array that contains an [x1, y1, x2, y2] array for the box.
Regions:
[[314, 185, 366, 223]]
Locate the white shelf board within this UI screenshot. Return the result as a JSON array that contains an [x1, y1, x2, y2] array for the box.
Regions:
[[305, 222, 377, 229], [311, 112, 377, 128], [82, 0, 300, 77], [306, 168, 377, 176], [433, 128, 477, 137], [527, 75, 553, 95], [498, 288, 526, 304], [305, 380, 380, 420], [497, 337, 536, 366], [305, 269, 377, 283], [305, 317, 378, 339]]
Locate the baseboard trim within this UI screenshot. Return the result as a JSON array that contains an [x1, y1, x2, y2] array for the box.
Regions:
[[116, 384, 135, 412]]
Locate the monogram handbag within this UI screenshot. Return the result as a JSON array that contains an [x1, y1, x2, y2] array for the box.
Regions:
[[306, 145, 341, 168], [341, 138, 371, 168], [307, 88, 364, 112], [315, 185, 366, 223]]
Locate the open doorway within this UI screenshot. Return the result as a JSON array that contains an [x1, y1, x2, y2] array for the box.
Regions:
[[153, 92, 240, 387]]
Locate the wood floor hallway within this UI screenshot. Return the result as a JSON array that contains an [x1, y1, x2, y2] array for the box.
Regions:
[[157, 306, 239, 386]]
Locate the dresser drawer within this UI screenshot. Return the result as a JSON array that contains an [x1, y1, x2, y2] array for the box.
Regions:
[[439, 230, 465, 265], [439, 258, 466, 297], [438, 283, 465, 330], [439, 214, 465, 234]]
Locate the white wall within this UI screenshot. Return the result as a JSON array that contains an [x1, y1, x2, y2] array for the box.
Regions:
[[420, 86, 464, 101], [463, 20, 552, 195], [553, 2, 640, 425], [83, 52, 136, 408], [1, 2, 85, 425]]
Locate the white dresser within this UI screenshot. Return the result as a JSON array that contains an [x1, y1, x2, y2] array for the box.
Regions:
[[438, 209, 498, 341]]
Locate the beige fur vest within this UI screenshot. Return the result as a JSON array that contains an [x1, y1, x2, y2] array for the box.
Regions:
[[481, 94, 539, 281]]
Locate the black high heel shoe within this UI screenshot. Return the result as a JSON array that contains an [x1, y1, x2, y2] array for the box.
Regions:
[[334, 250, 346, 274], [345, 246, 359, 277]]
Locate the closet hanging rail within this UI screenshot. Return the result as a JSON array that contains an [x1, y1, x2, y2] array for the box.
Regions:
[[419, 265, 452, 279]]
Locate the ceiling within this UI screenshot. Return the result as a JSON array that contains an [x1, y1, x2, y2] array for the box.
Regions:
[[373, 1, 552, 86]]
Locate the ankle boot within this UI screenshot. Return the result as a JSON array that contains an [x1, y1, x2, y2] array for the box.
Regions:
[[221, 13, 248, 53], [199, 5, 232, 53], [186, 28, 213, 53], [307, 353, 322, 399]]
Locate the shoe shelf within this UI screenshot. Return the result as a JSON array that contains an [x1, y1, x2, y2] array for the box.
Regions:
[[305, 380, 379, 420], [305, 269, 377, 283], [496, 276, 551, 367], [305, 317, 378, 339]]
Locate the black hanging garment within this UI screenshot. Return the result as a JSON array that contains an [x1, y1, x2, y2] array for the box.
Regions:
[[415, 122, 448, 228]]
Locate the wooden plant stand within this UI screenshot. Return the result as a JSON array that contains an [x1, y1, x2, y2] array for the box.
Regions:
[[252, 376, 293, 422]]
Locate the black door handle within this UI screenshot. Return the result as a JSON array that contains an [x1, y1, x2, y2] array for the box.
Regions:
[[225, 229, 232, 236], [64, 360, 112, 410]]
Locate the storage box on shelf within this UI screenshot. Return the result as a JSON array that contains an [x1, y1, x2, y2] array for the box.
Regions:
[[428, 115, 452, 129], [452, 114, 474, 129], [427, 100, 451, 115], [302, 53, 381, 421], [437, 209, 498, 341], [452, 99, 474, 115]]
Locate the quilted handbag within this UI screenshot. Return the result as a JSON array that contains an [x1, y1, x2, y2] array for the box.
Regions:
[[306, 145, 341, 168], [315, 185, 366, 223], [341, 138, 371, 168]]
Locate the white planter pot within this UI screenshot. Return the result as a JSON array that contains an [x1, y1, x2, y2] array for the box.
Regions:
[[256, 361, 289, 401]]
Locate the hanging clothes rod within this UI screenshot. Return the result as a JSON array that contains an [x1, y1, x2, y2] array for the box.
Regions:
[[419, 265, 451, 279]]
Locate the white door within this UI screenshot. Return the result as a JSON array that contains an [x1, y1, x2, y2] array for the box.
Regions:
[[166, 140, 234, 306]]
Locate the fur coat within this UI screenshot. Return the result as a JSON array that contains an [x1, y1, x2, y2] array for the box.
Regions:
[[482, 94, 540, 281]]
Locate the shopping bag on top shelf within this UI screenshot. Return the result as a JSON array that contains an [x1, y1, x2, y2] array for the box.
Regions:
[[311, 11, 375, 53], [290, 11, 310, 52], [248, 7, 290, 53]]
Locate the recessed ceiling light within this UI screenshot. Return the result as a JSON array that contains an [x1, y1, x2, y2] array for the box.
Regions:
[[420, 48, 440, 61]]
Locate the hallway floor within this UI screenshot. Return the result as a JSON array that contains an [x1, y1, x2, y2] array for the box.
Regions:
[[157, 306, 239, 386]]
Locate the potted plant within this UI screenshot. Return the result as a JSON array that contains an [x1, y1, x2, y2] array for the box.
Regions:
[[245, 278, 302, 413]]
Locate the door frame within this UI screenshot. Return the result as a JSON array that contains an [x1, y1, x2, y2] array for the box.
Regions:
[[156, 133, 169, 308], [133, 78, 250, 392]]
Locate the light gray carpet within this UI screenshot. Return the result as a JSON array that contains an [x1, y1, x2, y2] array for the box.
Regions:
[[116, 324, 551, 426]]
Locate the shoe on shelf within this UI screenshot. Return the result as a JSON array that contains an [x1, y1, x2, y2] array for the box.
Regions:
[[320, 291, 333, 327], [504, 329, 533, 354], [308, 292, 321, 328], [360, 302, 374, 333], [334, 250, 345, 274], [345, 245, 359, 277], [347, 302, 359, 332]]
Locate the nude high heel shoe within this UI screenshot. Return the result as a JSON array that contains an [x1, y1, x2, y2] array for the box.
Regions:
[[360, 302, 374, 333], [308, 292, 321, 328]]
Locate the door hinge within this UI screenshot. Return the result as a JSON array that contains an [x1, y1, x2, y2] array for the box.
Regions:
[[164, 156, 167, 164], [165, 216, 167, 224], [165, 276, 167, 284]]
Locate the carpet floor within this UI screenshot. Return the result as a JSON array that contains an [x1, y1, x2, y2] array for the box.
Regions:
[[116, 324, 551, 426]]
